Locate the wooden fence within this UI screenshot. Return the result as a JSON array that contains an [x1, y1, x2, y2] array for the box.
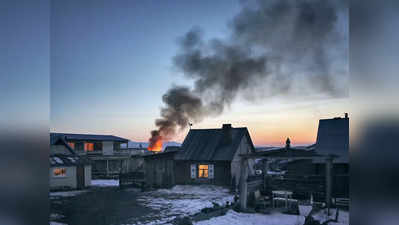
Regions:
[[265, 174, 349, 201], [119, 171, 145, 188]]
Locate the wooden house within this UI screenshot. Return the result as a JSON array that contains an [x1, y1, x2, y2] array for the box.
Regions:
[[50, 135, 91, 190], [50, 133, 130, 178], [144, 124, 256, 189]]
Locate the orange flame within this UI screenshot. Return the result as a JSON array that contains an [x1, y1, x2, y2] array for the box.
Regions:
[[148, 134, 163, 152]]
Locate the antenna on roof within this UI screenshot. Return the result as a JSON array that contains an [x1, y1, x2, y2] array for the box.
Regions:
[[189, 123, 193, 130]]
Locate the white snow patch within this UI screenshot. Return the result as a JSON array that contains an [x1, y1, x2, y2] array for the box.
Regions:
[[50, 222, 68, 225], [91, 179, 119, 187], [50, 213, 65, 220], [53, 157, 63, 164], [267, 170, 286, 175], [134, 185, 234, 225], [50, 190, 88, 198], [312, 208, 349, 225], [298, 205, 312, 217], [194, 210, 305, 225]]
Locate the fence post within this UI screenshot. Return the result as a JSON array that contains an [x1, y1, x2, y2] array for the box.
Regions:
[[325, 156, 333, 214], [239, 157, 248, 211], [263, 158, 269, 191]]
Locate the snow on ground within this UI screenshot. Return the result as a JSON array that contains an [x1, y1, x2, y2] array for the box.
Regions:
[[50, 213, 65, 221], [312, 208, 349, 225], [298, 205, 312, 217], [50, 222, 68, 225], [330, 210, 349, 225], [130, 185, 234, 225], [49, 190, 88, 198], [91, 179, 119, 187], [139, 185, 234, 214], [195, 210, 305, 225]]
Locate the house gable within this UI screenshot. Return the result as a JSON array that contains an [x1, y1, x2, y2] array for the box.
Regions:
[[230, 132, 256, 187], [174, 126, 251, 161]]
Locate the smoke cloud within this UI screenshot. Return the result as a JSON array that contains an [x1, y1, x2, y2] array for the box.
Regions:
[[150, 0, 348, 143]]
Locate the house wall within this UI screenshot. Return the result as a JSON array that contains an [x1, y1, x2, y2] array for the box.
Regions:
[[144, 155, 175, 188], [84, 165, 92, 187], [49, 166, 77, 190], [174, 161, 232, 186], [231, 136, 255, 188], [51, 145, 71, 155], [102, 141, 114, 155]]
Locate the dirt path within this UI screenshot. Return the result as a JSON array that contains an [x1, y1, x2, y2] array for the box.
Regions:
[[50, 187, 156, 225]]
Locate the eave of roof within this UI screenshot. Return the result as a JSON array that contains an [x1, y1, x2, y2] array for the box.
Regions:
[[50, 132, 129, 142]]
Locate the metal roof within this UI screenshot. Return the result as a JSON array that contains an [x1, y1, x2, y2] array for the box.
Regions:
[[314, 117, 349, 163], [50, 154, 91, 167], [50, 133, 91, 166], [164, 146, 180, 153], [50, 132, 129, 143], [174, 126, 255, 161]]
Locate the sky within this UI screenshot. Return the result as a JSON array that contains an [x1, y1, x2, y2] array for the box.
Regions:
[[50, 0, 349, 146]]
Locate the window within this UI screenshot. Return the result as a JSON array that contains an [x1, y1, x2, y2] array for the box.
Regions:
[[84, 143, 94, 151], [113, 142, 120, 150], [53, 168, 67, 177], [93, 142, 102, 151], [198, 164, 209, 178], [68, 142, 75, 149]]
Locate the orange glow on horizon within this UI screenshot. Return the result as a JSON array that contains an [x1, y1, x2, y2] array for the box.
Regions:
[[250, 125, 317, 146]]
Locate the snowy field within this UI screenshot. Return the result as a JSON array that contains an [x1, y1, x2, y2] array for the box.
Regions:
[[312, 208, 349, 225], [91, 179, 119, 187], [125, 185, 234, 225], [50, 184, 349, 225], [194, 208, 349, 225], [195, 210, 305, 225], [131, 185, 349, 225], [50, 222, 67, 225], [49, 190, 88, 198]]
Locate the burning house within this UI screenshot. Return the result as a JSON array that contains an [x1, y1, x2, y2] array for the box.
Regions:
[[143, 124, 256, 188]]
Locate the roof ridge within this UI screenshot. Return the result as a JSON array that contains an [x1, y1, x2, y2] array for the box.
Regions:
[[189, 127, 247, 131], [50, 132, 120, 137]]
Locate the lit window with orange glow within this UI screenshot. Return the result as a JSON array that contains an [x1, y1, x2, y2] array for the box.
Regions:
[[198, 165, 209, 178], [68, 142, 75, 149], [84, 143, 94, 151], [53, 168, 67, 177]]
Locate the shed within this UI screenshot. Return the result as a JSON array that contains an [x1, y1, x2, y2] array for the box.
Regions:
[[144, 124, 256, 189], [50, 135, 91, 190]]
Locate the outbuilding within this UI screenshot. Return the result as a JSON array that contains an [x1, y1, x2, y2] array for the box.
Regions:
[[144, 124, 256, 189], [50, 135, 91, 190]]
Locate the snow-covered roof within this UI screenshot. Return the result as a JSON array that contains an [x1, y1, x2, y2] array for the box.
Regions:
[[50, 154, 90, 167]]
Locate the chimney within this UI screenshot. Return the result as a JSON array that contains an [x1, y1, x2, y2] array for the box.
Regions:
[[285, 137, 291, 150], [344, 113, 348, 119], [222, 124, 232, 130], [222, 124, 232, 145]]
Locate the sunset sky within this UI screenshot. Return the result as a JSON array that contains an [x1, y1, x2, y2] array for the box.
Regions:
[[50, 0, 348, 146]]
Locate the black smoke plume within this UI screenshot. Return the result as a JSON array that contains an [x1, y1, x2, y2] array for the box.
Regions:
[[149, 0, 348, 144]]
